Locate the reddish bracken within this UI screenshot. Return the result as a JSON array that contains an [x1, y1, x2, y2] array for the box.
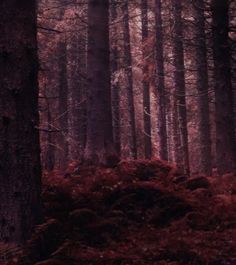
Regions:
[[1, 159, 236, 265]]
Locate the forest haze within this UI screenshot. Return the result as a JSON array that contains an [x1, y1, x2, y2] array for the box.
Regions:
[[38, 0, 236, 175], [0, 0, 236, 264]]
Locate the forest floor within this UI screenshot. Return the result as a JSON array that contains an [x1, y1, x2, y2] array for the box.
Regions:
[[1, 159, 236, 265]]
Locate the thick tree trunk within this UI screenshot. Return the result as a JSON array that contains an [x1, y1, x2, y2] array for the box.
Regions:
[[141, 0, 152, 159], [193, 0, 212, 175], [84, 0, 117, 165], [110, 0, 121, 156], [171, 0, 190, 174], [122, 0, 137, 159], [155, 0, 168, 161], [67, 22, 87, 161], [212, 0, 236, 174], [0, 0, 41, 243]]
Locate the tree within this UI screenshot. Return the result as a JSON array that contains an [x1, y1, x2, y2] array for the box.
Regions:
[[171, 0, 190, 174], [84, 0, 117, 165], [67, 4, 87, 161], [141, 0, 152, 159], [212, 0, 236, 174], [58, 40, 69, 169], [155, 0, 168, 161], [44, 94, 56, 171], [0, 0, 41, 243], [122, 0, 138, 159], [193, 0, 212, 174], [110, 0, 121, 156]]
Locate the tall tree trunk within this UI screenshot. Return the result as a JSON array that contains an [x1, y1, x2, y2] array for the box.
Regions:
[[171, 0, 190, 174], [212, 0, 236, 174], [58, 41, 69, 169], [122, 0, 137, 159], [45, 99, 55, 171], [110, 0, 121, 156], [67, 22, 87, 161], [173, 98, 183, 167], [141, 0, 152, 159], [155, 0, 168, 161], [193, 0, 212, 175], [84, 0, 117, 165], [0, 0, 41, 243]]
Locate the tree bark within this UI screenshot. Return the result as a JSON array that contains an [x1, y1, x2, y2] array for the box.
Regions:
[[110, 0, 121, 156], [84, 0, 117, 165], [171, 0, 190, 174], [141, 0, 152, 159], [58, 41, 69, 169], [212, 0, 236, 174], [0, 0, 41, 243], [45, 98, 55, 171], [67, 20, 87, 161], [193, 0, 212, 175], [173, 98, 183, 167], [155, 0, 168, 161], [122, 0, 137, 159]]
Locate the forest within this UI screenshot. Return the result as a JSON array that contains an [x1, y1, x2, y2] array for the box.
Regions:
[[0, 0, 236, 264]]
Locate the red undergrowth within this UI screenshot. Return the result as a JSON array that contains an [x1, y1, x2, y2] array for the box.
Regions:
[[1, 159, 236, 265]]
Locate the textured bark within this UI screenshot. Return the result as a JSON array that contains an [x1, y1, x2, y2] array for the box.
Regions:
[[84, 0, 116, 165], [212, 0, 236, 174], [173, 99, 183, 167], [193, 0, 212, 175], [45, 100, 55, 171], [155, 0, 168, 161], [111, 0, 121, 156], [67, 21, 87, 160], [0, 0, 41, 243], [171, 0, 190, 174], [141, 0, 152, 159], [122, 0, 137, 159], [58, 41, 69, 169]]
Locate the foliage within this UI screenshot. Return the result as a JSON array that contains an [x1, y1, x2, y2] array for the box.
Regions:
[[1, 160, 236, 264]]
